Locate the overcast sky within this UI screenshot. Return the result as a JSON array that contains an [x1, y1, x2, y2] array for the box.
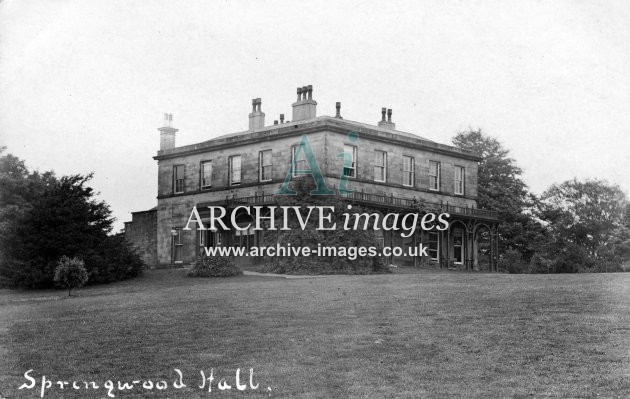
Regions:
[[1, 0, 629, 231]]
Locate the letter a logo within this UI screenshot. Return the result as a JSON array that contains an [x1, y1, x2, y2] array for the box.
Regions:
[[275, 134, 334, 195]]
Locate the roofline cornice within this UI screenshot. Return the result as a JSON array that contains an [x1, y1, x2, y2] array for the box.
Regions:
[[153, 117, 482, 162]]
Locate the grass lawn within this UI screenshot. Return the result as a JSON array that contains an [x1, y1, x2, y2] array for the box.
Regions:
[[0, 269, 629, 398]]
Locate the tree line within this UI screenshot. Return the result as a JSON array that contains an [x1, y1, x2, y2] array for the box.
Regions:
[[453, 129, 630, 273]]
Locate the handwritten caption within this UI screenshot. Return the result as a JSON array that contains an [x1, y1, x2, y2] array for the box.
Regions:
[[18, 368, 270, 397]]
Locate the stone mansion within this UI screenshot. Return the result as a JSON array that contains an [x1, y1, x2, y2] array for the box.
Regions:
[[124, 86, 499, 270]]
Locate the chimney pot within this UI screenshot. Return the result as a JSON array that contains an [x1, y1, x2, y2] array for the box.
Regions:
[[378, 107, 395, 130], [280, 114, 285, 123], [159, 112, 178, 150], [249, 98, 265, 131], [292, 84, 317, 120], [335, 102, 342, 118], [274, 120, 278, 125]]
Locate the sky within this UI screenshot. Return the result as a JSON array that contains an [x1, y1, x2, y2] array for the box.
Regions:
[[1, 0, 629, 232]]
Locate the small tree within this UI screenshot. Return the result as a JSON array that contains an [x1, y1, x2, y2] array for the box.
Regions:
[[54, 256, 88, 296]]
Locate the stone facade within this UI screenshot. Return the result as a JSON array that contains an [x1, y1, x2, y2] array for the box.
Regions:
[[126, 85, 499, 270], [124, 208, 157, 267]]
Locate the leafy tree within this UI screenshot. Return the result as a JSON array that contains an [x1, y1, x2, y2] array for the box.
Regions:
[[0, 150, 144, 288], [0, 148, 55, 260], [452, 129, 546, 262], [54, 256, 89, 296], [538, 178, 629, 271]]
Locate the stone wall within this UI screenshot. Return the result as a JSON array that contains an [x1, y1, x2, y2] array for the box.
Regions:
[[124, 208, 157, 268]]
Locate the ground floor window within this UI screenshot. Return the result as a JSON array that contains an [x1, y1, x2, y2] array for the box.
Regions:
[[453, 228, 464, 264], [235, 227, 254, 250], [199, 228, 222, 249], [428, 231, 439, 261], [173, 228, 183, 263]]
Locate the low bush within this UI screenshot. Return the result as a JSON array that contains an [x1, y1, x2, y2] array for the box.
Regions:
[[187, 256, 242, 278]]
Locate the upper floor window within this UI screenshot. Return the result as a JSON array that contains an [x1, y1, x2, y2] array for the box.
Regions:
[[403, 155, 414, 187], [342, 145, 357, 178], [173, 164, 185, 194], [229, 155, 241, 186], [374, 150, 387, 182], [200, 160, 213, 188], [291, 145, 309, 177], [454, 166, 465, 195], [429, 161, 440, 191], [259, 150, 272, 182]]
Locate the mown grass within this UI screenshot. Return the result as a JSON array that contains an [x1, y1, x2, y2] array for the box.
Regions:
[[0, 270, 629, 398]]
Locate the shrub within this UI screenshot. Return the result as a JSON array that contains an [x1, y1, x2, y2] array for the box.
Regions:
[[498, 249, 528, 274], [54, 256, 88, 296], [187, 256, 242, 278], [528, 253, 552, 274], [550, 243, 591, 273], [84, 234, 144, 284]]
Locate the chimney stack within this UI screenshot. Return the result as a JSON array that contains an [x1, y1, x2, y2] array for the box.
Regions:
[[248, 98, 265, 131], [335, 102, 342, 119], [378, 107, 395, 130], [292, 84, 317, 121], [159, 113, 178, 151]]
